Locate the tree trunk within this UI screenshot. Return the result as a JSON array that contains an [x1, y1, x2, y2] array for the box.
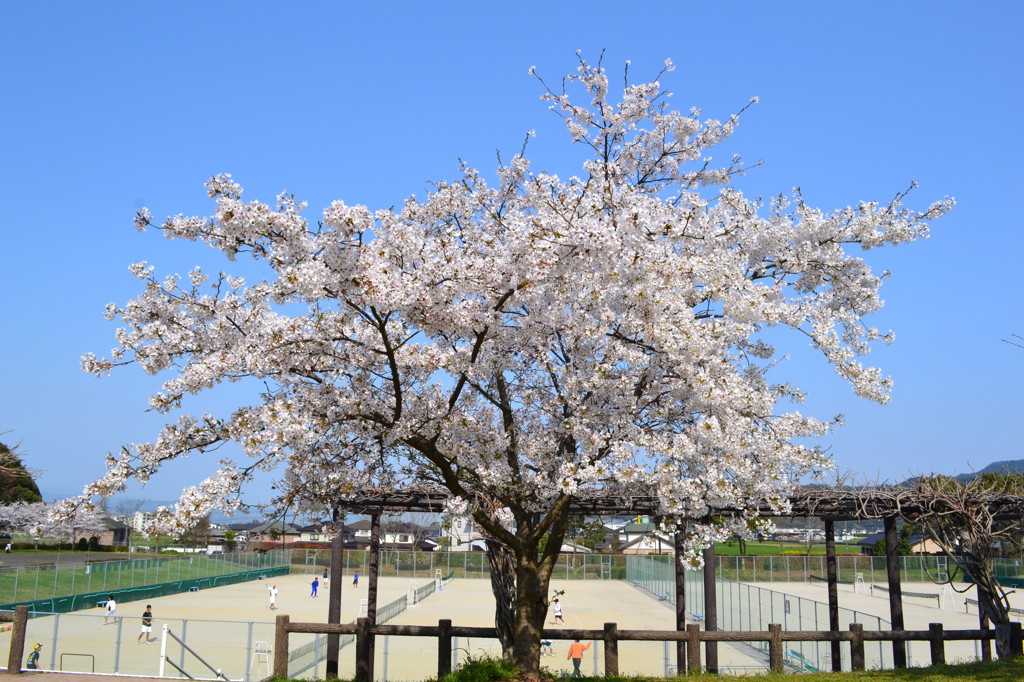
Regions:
[[469, 494, 570, 679], [486, 540, 517, 658], [510, 551, 552, 680], [972, 561, 1013, 659]]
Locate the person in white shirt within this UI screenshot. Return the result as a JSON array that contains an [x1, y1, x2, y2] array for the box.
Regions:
[[104, 596, 118, 624]]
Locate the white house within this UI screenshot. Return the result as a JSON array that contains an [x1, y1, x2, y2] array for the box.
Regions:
[[442, 515, 487, 551], [620, 533, 675, 555]]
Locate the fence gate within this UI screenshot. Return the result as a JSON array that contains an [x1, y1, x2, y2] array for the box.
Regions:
[[159, 624, 229, 681]]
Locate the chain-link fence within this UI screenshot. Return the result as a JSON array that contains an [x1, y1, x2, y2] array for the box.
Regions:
[[8, 609, 278, 680], [0, 550, 291, 611], [627, 555, 893, 672], [710, 554, 956, 584], [288, 548, 1024, 586], [291, 549, 628, 580]]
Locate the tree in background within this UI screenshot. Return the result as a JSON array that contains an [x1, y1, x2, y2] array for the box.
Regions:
[[0, 442, 41, 504], [910, 473, 1024, 657], [0, 501, 49, 546], [177, 512, 211, 550], [224, 529, 237, 553], [73, 57, 950, 677], [0, 502, 108, 547], [113, 497, 149, 553], [47, 506, 109, 546], [872, 520, 913, 556]]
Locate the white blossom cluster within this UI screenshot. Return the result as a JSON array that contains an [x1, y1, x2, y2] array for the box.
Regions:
[[75, 59, 950, 553], [0, 502, 108, 542]]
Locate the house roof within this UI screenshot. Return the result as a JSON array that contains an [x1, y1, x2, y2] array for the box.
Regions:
[[249, 520, 301, 534], [346, 519, 433, 534], [559, 541, 592, 553], [857, 532, 928, 547], [621, 522, 659, 533], [226, 522, 261, 531], [620, 532, 674, 550], [102, 518, 129, 530]]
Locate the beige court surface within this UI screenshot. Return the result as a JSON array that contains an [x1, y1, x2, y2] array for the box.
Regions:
[[1, 574, 1019, 681]]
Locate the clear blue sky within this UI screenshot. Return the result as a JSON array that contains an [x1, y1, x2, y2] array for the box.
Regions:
[[1, 2, 1021, 507]]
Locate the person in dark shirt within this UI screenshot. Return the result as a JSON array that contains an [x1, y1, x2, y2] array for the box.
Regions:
[[26, 643, 42, 669], [137, 605, 153, 644]]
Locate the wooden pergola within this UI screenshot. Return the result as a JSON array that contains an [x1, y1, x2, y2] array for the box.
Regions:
[[318, 486, 1024, 676]]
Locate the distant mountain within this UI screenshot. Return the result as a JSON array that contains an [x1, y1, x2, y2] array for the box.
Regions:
[[970, 460, 1024, 476], [899, 460, 1024, 487]]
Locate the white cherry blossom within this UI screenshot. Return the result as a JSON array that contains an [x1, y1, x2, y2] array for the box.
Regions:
[[75, 58, 950, 675]]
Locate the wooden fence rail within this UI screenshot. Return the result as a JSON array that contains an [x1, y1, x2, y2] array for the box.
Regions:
[[273, 614, 1023, 680]]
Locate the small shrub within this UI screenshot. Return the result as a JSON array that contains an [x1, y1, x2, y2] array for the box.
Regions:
[[439, 654, 517, 682], [76, 538, 89, 551]]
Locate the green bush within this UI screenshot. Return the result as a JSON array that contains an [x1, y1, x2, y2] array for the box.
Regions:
[[438, 654, 517, 682]]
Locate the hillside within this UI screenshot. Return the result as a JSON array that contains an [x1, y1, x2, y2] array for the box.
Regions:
[[896, 459, 1024, 487]]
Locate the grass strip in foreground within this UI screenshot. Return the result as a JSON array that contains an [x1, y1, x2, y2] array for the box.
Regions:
[[270, 655, 1024, 682]]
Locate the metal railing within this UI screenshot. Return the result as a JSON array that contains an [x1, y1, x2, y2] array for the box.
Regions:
[[159, 624, 229, 680], [286, 577, 447, 678]]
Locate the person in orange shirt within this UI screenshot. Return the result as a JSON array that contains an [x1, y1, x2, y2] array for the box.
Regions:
[[566, 639, 591, 677]]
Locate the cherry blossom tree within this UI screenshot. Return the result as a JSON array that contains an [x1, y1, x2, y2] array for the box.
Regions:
[[0, 501, 49, 544], [76, 57, 950, 676], [0, 502, 108, 547], [47, 505, 110, 546]]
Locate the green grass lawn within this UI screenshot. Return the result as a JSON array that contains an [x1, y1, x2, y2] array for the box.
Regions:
[[713, 540, 865, 556], [0, 553, 278, 604]]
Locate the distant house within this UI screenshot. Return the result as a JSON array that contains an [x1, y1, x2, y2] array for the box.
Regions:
[[246, 520, 303, 546], [97, 518, 130, 547], [296, 522, 331, 544], [856, 532, 944, 555], [441, 516, 487, 551], [346, 519, 438, 551], [618, 521, 660, 546], [620, 532, 675, 555], [559, 540, 592, 554]]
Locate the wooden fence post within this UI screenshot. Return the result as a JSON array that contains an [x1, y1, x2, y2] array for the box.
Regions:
[[768, 624, 783, 672], [273, 614, 290, 678], [355, 617, 371, 682], [6, 605, 28, 674], [437, 619, 452, 679], [1011, 622, 1023, 657], [849, 623, 865, 671], [686, 623, 701, 674], [928, 623, 945, 665], [603, 623, 619, 676]]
